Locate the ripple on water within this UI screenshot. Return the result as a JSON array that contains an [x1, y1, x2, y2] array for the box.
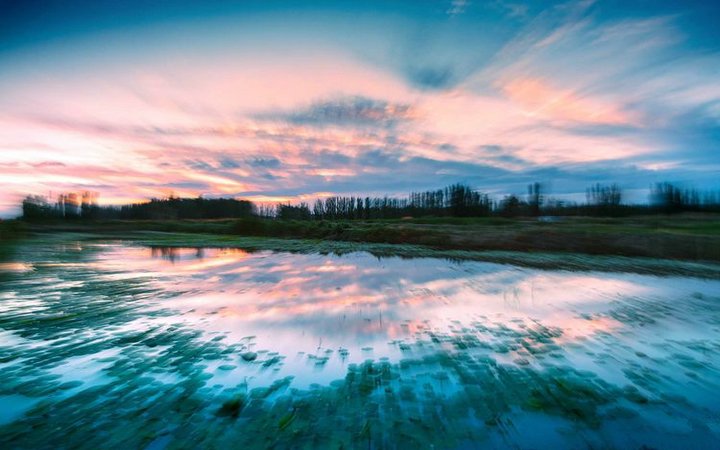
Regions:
[[0, 241, 719, 448]]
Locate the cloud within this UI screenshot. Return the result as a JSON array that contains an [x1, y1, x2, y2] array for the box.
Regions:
[[492, 1, 529, 19], [447, 0, 469, 17], [406, 66, 457, 90], [218, 157, 241, 169], [257, 96, 415, 128], [501, 77, 638, 126], [1, 2, 719, 217], [470, 4, 718, 132], [247, 157, 281, 168], [32, 161, 67, 168]]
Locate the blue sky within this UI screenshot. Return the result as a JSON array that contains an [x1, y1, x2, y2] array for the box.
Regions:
[[1, 0, 719, 215]]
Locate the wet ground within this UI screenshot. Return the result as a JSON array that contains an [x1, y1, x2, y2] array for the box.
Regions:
[[1, 239, 719, 449]]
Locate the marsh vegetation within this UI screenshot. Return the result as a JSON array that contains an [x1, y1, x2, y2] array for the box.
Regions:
[[1, 237, 719, 448]]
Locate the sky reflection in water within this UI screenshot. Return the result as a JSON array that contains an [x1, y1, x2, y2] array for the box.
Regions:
[[1, 241, 719, 448], [91, 245, 719, 390]]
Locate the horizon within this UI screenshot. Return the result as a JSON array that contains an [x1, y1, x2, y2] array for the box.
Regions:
[[13, 180, 715, 212], [2, 0, 720, 218]]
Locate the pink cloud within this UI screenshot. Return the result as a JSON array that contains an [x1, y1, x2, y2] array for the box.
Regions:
[[502, 77, 638, 126]]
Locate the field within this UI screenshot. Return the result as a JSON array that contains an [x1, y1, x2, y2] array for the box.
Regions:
[[15, 213, 720, 262]]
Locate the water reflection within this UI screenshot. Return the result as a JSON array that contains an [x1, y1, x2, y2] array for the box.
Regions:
[[150, 246, 206, 262], [1, 241, 719, 448], [107, 246, 653, 358]]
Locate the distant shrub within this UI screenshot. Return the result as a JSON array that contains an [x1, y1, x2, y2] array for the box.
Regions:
[[0, 220, 26, 241], [232, 218, 266, 236]]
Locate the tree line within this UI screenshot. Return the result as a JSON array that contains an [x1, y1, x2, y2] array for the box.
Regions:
[[276, 183, 492, 220], [22, 194, 253, 221], [20, 181, 720, 222]]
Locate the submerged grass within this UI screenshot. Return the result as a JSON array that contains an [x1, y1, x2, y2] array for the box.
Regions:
[[1, 237, 719, 449]]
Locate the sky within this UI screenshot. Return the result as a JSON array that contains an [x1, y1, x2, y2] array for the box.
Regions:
[[1, 0, 719, 217]]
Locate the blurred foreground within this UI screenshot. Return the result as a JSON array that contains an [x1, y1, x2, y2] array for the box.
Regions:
[[1, 238, 719, 448]]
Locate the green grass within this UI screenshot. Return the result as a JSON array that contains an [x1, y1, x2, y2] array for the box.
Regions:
[[0, 219, 26, 241], [0, 220, 27, 268], [21, 213, 720, 262]]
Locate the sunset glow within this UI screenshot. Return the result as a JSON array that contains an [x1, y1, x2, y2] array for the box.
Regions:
[[1, 1, 719, 215]]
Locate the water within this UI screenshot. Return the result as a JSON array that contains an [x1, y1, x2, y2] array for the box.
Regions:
[[1, 240, 719, 449]]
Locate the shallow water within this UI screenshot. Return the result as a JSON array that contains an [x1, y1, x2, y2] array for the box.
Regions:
[[1, 240, 719, 449]]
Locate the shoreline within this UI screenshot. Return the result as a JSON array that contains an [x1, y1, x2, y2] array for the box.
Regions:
[[14, 213, 720, 260], [13, 230, 720, 279]]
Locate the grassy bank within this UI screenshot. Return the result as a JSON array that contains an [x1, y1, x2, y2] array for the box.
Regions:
[[0, 220, 26, 264], [8, 230, 716, 279], [0, 220, 26, 241], [24, 214, 720, 262]]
